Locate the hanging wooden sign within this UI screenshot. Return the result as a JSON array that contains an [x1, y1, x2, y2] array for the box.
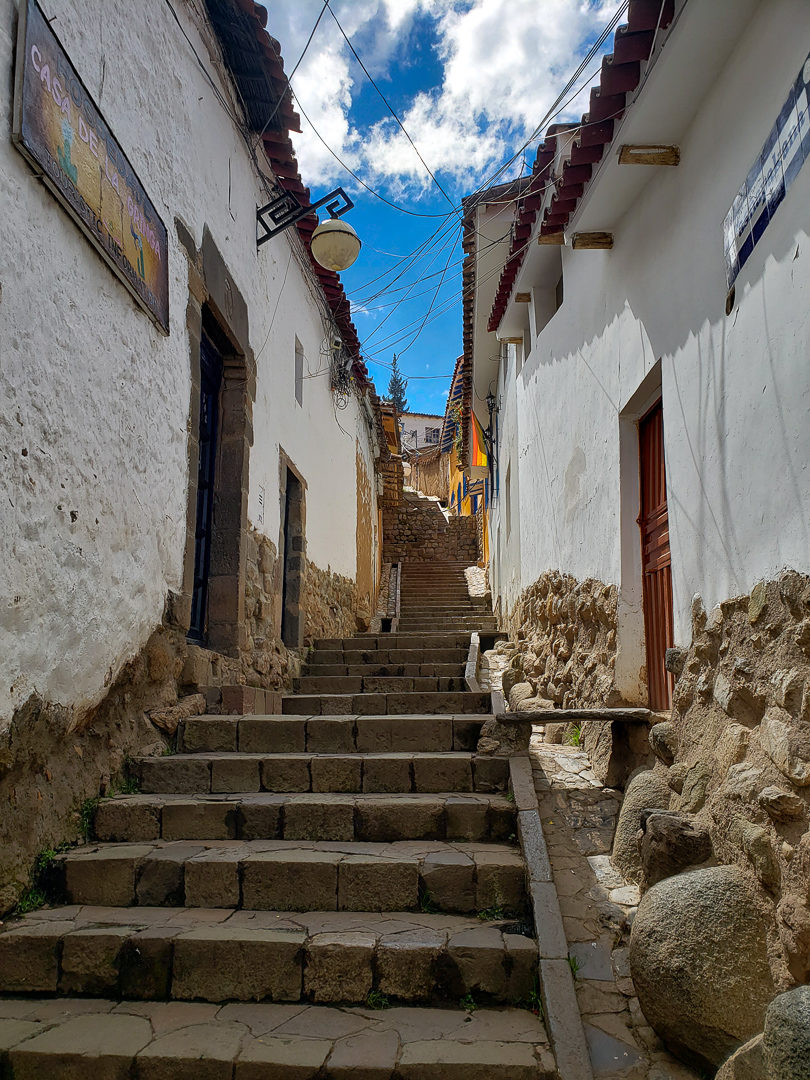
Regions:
[[12, 0, 169, 332]]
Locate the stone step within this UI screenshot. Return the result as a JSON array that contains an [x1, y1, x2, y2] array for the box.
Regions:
[[179, 714, 486, 754], [0, 908, 536, 1006], [282, 691, 490, 716], [50, 839, 528, 915], [311, 648, 468, 666], [92, 791, 515, 844], [134, 752, 509, 795], [314, 633, 472, 650], [304, 662, 464, 678], [294, 676, 470, 694], [0, 997, 552, 1078]]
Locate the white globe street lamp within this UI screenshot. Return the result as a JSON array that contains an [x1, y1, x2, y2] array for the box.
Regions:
[[310, 216, 361, 272]]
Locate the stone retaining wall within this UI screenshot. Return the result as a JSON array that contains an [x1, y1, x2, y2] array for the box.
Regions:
[[659, 571, 810, 987], [383, 495, 479, 563], [504, 569, 620, 708]]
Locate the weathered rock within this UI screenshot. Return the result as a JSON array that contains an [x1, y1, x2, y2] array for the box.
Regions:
[[715, 1034, 765, 1080], [477, 714, 532, 756], [741, 823, 780, 891], [713, 673, 764, 725], [148, 693, 206, 736], [758, 786, 805, 823], [667, 761, 689, 794], [629, 865, 776, 1070], [760, 707, 810, 786], [507, 682, 535, 711], [762, 985, 810, 1080], [649, 721, 677, 766], [639, 811, 713, 890], [612, 768, 671, 883], [748, 582, 767, 624], [677, 761, 713, 812], [716, 723, 751, 775]]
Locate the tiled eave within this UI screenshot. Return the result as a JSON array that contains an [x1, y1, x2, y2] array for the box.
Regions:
[[487, 0, 675, 333], [206, 0, 370, 387]]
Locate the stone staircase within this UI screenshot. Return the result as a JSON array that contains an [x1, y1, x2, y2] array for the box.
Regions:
[[0, 565, 558, 1077]]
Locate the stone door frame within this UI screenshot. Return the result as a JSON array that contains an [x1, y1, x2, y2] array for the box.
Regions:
[[176, 220, 255, 656], [278, 450, 307, 649]]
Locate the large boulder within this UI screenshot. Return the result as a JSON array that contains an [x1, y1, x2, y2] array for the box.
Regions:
[[762, 985, 810, 1079], [629, 865, 776, 1070], [715, 1035, 765, 1080], [611, 767, 671, 882]]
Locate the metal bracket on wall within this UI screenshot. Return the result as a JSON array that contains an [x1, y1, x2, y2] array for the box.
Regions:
[[256, 186, 354, 247]]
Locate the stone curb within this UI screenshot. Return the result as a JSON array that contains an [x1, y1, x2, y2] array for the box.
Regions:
[[509, 755, 594, 1080], [465, 632, 481, 692]]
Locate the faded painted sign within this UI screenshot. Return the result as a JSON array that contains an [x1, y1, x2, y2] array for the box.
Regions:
[[12, 0, 169, 332], [724, 52, 810, 288]]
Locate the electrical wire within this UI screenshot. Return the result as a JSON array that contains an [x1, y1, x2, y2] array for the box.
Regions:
[[324, 0, 456, 208], [256, 0, 330, 140]]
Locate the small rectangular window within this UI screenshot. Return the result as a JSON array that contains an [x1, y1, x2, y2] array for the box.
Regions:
[[294, 338, 304, 406]]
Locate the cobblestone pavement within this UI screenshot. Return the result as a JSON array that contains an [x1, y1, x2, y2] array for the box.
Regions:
[[529, 733, 700, 1080]]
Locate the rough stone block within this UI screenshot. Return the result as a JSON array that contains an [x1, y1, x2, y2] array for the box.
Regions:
[[136, 844, 202, 906], [95, 798, 161, 842], [529, 881, 568, 960], [338, 856, 419, 911], [0, 922, 66, 992], [447, 927, 508, 998], [241, 851, 339, 911], [261, 757, 311, 793], [453, 717, 482, 751], [10, 1013, 153, 1080], [211, 756, 260, 793], [283, 796, 355, 841], [135, 1018, 245, 1078], [397, 1039, 539, 1079], [307, 717, 356, 754], [239, 717, 305, 753], [162, 799, 237, 841], [475, 851, 526, 917], [413, 754, 472, 793], [59, 927, 130, 995], [472, 755, 509, 792], [505, 933, 538, 1001], [355, 797, 443, 841], [304, 932, 374, 1003], [139, 757, 212, 794], [239, 795, 284, 840], [420, 850, 476, 913], [222, 685, 257, 715], [325, 1029, 400, 1078], [235, 1034, 332, 1078], [172, 926, 305, 1002], [310, 755, 362, 793], [64, 846, 152, 906], [362, 754, 412, 792], [184, 849, 241, 907], [376, 929, 444, 1001], [353, 693, 389, 715], [119, 927, 177, 999], [180, 717, 238, 753], [445, 797, 489, 840]]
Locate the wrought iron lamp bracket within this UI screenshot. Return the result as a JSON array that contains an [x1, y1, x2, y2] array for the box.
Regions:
[[257, 186, 354, 248]]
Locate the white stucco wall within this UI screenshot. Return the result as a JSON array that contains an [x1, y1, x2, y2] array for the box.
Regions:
[[0, 0, 377, 727], [488, 0, 810, 651]]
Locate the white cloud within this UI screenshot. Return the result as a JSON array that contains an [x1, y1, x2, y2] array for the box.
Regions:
[[268, 0, 621, 192]]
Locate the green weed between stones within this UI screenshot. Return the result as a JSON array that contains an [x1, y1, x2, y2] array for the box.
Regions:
[[78, 796, 100, 841], [14, 844, 70, 915], [477, 905, 505, 921], [418, 882, 438, 914], [459, 992, 477, 1013], [565, 724, 583, 747], [568, 953, 581, 977], [515, 975, 544, 1019], [365, 990, 390, 1010]]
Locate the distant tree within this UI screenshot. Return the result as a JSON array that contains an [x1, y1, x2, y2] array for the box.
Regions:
[[386, 354, 408, 414]]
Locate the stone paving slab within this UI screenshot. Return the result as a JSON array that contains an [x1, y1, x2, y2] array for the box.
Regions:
[[282, 692, 491, 716], [0, 999, 552, 1079], [47, 839, 527, 916], [179, 714, 491, 755], [0, 909, 536, 1006], [93, 791, 515, 844]]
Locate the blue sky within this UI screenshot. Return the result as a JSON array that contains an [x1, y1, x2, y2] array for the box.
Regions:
[[269, 0, 621, 414]]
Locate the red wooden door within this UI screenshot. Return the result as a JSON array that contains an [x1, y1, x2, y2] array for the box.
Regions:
[[638, 401, 674, 709]]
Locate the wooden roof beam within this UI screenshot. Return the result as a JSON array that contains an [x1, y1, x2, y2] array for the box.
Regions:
[[571, 232, 613, 250], [618, 144, 680, 166]]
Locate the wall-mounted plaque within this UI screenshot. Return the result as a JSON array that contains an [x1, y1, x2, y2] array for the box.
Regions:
[[13, 0, 169, 332], [723, 52, 810, 288]]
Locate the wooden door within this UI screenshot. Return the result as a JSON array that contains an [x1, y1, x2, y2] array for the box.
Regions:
[[638, 400, 674, 709], [188, 333, 222, 642]]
